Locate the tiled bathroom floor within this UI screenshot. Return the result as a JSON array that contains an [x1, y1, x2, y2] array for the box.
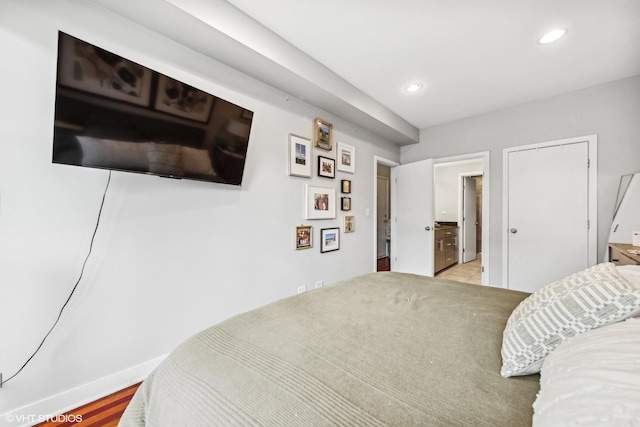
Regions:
[[435, 254, 482, 285]]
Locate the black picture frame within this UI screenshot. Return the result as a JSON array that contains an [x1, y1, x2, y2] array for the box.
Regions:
[[318, 155, 335, 179], [341, 197, 351, 211], [320, 227, 340, 253], [341, 179, 351, 193]]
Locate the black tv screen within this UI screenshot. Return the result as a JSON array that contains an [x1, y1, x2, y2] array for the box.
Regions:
[[53, 32, 253, 185]]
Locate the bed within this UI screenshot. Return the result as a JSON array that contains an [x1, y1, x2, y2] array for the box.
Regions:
[[120, 264, 640, 426]]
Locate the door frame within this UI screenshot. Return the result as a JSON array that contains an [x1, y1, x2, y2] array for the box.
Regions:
[[373, 152, 490, 283], [501, 134, 598, 288], [373, 156, 399, 272], [435, 152, 490, 284]]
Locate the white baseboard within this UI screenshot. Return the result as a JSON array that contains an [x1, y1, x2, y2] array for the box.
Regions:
[[0, 355, 166, 427]]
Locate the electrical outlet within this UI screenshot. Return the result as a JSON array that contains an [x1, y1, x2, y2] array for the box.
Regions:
[[315, 280, 323, 289], [297, 285, 306, 294]]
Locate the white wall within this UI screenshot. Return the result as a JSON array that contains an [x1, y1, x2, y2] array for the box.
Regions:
[[0, 0, 399, 418], [402, 75, 640, 286], [434, 160, 483, 223]]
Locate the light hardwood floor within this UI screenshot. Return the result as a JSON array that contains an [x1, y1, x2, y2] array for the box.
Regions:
[[435, 254, 482, 285]]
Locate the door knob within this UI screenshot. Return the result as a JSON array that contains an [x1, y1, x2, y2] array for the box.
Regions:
[[425, 226, 431, 231], [510, 228, 518, 234]]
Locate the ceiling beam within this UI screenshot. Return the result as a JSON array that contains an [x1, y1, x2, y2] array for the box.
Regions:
[[89, 0, 419, 145]]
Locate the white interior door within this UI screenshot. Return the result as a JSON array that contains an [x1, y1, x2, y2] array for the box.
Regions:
[[392, 159, 434, 276], [506, 141, 591, 292], [462, 176, 477, 263]]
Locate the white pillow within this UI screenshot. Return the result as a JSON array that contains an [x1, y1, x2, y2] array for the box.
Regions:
[[617, 265, 640, 290], [533, 318, 640, 426], [501, 262, 640, 377]]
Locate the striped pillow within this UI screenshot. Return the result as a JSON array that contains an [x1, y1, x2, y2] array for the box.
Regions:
[[500, 262, 640, 377]]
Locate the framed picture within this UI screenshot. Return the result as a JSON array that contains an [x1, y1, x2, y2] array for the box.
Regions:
[[341, 179, 351, 193], [341, 197, 351, 211], [337, 142, 355, 173], [314, 118, 333, 150], [318, 156, 335, 179], [295, 225, 312, 250], [288, 134, 312, 178], [153, 74, 214, 122], [320, 227, 340, 253], [305, 185, 336, 219], [57, 33, 153, 106], [344, 215, 355, 233]]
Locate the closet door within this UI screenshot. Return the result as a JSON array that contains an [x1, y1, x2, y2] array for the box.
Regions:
[[504, 137, 596, 292]]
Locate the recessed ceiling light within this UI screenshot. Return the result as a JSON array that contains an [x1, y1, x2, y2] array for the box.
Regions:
[[404, 82, 423, 93], [538, 29, 567, 44]]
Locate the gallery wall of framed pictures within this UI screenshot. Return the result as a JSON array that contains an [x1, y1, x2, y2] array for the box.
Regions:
[[288, 118, 358, 252]]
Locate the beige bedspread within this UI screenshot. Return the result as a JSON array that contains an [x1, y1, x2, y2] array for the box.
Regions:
[[120, 272, 539, 426]]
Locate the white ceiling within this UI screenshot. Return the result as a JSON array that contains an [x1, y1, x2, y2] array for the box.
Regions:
[[92, 0, 640, 145], [226, 0, 640, 127]]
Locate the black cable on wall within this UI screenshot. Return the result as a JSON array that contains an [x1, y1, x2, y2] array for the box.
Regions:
[[1, 171, 112, 388]]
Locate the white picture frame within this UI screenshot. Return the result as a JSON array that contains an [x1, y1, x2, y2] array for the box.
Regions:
[[337, 142, 355, 173], [305, 185, 336, 220], [288, 134, 312, 177]]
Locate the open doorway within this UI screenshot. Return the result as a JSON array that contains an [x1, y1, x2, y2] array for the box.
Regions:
[[433, 159, 485, 284], [374, 156, 398, 272], [376, 164, 391, 271], [433, 174, 484, 284], [373, 152, 488, 283]]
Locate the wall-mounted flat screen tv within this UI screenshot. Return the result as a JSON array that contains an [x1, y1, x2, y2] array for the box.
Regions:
[[53, 32, 254, 185]]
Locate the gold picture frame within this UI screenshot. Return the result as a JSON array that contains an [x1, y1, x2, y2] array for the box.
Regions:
[[295, 225, 313, 250], [313, 118, 332, 150], [344, 215, 355, 233]]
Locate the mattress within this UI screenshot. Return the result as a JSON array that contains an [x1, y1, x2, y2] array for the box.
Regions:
[[120, 272, 540, 426]]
